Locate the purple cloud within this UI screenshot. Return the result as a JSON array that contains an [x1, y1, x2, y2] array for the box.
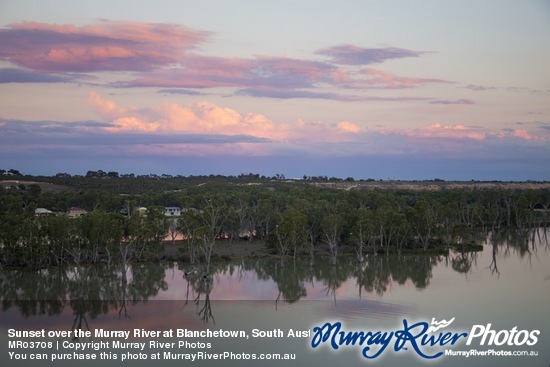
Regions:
[[429, 99, 474, 105], [465, 84, 494, 91], [236, 88, 431, 102], [0, 118, 270, 146], [0, 21, 453, 99], [0, 21, 209, 73], [157, 89, 207, 96], [0, 68, 75, 83], [316, 45, 425, 65], [113, 55, 334, 90]]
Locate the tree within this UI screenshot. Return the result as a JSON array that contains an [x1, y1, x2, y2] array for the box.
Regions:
[[178, 209, 201, 264], [258, 199, 276, 239], [275, 208, 308, 264], [406, 200, 439, 251], [322, 213, 343, 266], [167, 217, 180, 246], [197, 199, 227, 274], [375, 205, 398, 254], [41, 215, 74, 266], [352, 208, 376, 261], [125, 206, 166, 262]]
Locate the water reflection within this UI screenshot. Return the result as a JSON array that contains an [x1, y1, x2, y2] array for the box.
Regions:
[[0, 228, 548, 325], [180, 266, 214, 323]]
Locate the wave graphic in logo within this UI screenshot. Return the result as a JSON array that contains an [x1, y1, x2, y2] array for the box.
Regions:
[[427, 317, 456, 333]]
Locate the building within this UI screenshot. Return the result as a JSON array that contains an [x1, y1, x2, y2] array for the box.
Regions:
[[164, 207, 181, 217], [67, 206, 87, 218], [35, 208, 54, 216]]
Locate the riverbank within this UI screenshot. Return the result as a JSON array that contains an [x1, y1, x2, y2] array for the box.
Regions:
[[161, 238, 465, 263], [162, 240, 274, 261]]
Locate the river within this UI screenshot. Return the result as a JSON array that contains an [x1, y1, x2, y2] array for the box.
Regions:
[[1, 229, 549, 366]]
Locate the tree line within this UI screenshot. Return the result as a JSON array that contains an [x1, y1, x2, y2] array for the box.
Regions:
[[1, 174, 549, 269]]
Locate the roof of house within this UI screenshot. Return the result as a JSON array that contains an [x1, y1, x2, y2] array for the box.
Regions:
[[35, 208, 53, 214], [67, 206, 86, 211]]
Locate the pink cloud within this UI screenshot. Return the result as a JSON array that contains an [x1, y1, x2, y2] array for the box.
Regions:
[[371, 123, 548, 143], [88, 92, 369, 146], [0, 21, 452, 98], [89, 91, 285, 140], [117, 58, 447, 92], [0, 21, 209, 72], [371, 123, 487, 141], [498, 128, 541, 141], [113, 54, 333, 89], [419, 123, 486, 140], [330, 68, 350, 83], [87, 91, 126, 119], [93, 91, 545, 159], [513, 129, 534, 140], [337, 121, 361, 133]]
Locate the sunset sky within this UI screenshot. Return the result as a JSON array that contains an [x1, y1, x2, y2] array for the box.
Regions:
[[1, 0, 549, 180]]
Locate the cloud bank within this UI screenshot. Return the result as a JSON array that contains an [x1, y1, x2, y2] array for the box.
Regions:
[[0, 20, 450, 100]]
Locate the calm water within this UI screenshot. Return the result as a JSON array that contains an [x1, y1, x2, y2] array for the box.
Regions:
[[1, 229, 549, 366]]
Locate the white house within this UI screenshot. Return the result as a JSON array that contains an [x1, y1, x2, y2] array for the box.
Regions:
[[35, 208, 54, 216], [164, 207, 181, 217]]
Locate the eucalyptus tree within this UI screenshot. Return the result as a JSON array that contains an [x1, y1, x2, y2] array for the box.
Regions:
[[16, 215, 46, 269], [79, 210, 124, 264], [244, 200, 261, 241], [352, 208, 377, 261], [375, 204, 399, 254], [167, 217, 181, 246], [406, 199, 440, 251], [321, 205, 344, 266], [124, 206, 167, 262], [290, 196, 323, 265], [482, 189, 506, 232], [197, 198, 228, 274], [275, 207, 308, 264], [0, 214, 23, 266], [393, 212, 411, 255], [40, 215, 75, 266], [258, 198, 276, 239], [178, 209, 201, 264]]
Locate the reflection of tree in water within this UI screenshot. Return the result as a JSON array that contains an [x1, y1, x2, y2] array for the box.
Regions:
[[1, 267, 66, 317], [354, 255, 440, 297], [355, 256, 392, 297], [71, 293, 91, 341], [485, 228, 548, 276], [253, 259, 309, 306], [274, 263, 307, 306], [235, 254, 439, 303], [0, 262, 168, 331], [181, 269, 215, 324], [450, 251, 479, 275], [317, 257, 352, 303]]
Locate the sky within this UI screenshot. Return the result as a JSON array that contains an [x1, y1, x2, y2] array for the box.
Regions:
[[0, 0, 549, 180]]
